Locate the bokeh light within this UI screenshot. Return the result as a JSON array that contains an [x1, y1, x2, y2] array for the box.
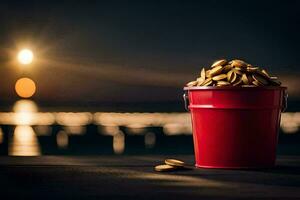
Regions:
[[17, 49, 34, 65], [15, 77, 36, 98]]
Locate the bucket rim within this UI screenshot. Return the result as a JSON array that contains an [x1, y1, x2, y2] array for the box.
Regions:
[[184, 86, 287, 91]]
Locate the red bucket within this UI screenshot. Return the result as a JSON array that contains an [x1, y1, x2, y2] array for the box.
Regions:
[[184, 86, 287, 169]]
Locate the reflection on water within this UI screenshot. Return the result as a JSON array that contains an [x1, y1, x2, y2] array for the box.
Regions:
[[35, 125, 51, 136], [13, 100, 38, 126], [126, 125, 146, 135], [0, 128, 3, 144], [113, 131, 125, 154], [144, 132, 156, 149], [9, 125, 40, 156], [64, 126, 85, 135], [0, 100, 300, 156], [56, 130, 68, 149], [100, 125, 120, 136], [9, 100, 40, 156]]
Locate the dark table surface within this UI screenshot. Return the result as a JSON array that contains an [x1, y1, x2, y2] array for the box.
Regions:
[[0, 155, 300, 199]]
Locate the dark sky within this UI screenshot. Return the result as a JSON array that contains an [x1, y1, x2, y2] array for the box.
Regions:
[[0, 0, 299, 107]]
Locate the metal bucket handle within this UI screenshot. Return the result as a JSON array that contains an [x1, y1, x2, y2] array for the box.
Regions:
[[183, 91, 189, 111], [184, 90, 288, 112]]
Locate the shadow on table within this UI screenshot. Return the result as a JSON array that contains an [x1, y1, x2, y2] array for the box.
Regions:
[[181, 164, 300, 188], [252, 165, 300, 175]]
